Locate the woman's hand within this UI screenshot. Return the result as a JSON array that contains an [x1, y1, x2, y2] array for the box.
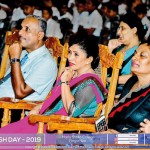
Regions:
[[140, 119, 150, 133], [108, 39, 122, 52], [61, 67, 75, 82], [28, 103, 43, 115]]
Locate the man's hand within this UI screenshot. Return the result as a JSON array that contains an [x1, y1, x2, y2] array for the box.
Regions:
[[9, 42, 22, 59]]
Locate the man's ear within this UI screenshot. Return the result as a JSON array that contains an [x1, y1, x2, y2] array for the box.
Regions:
[[38, 32, 44, 40], [132, 27, 137, 34]]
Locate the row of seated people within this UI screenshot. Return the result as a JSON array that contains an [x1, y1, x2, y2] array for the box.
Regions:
[[0, 0, 150, 48], [0, 15, 149, 135]]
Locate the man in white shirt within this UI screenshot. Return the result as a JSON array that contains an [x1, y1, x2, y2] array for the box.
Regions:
[[0, 15, 57, 101]]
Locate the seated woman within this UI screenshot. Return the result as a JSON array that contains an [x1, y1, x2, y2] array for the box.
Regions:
[[104, 40, 150, 133], [0, 34, 107, 133], [107, 12, 147, 96], [140, 119, 150, 133]]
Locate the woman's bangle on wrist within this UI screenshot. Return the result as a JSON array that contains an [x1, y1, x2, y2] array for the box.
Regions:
[[60, 81, 70, 85]]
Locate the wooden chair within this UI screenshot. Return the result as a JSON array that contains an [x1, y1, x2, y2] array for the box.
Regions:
[[99, 44, 124, 119], [28, 45, 124, 134], [45, 37, 68, 77], [0, 37, 68, 127], [0, 31, 12, 79]]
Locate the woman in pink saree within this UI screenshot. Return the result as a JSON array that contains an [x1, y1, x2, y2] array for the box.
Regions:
[[0, 34, 107, 134]]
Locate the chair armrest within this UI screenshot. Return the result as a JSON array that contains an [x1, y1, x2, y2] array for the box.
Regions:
[[0, 97, 41, 110], [47, 122, 96, 132], [29, 114, 98, 124]]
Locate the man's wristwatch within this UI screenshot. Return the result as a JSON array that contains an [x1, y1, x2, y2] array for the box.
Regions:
[[10, 58, 20, 63]]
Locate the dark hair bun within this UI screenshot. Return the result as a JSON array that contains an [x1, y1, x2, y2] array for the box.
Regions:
[[69, 33, 99, 69]]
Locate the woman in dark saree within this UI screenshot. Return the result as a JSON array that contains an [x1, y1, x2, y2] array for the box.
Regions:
[[105, 40, 150, 133], [0, 34, 107, 133]]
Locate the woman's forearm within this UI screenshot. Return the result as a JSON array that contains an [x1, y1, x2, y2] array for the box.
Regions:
[[61, 83, 74, 112]]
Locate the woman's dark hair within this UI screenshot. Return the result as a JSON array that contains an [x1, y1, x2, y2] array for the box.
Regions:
[[69, 33, 99, 69], [120, 12, 147, 42]]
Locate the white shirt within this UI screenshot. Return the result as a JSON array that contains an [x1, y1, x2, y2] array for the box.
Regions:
[[33, 9, 42, 17], [58, 12, 73, 22], [0, 8, 7, 19], [0, 45, 57, 101], [52, 6, 60, 19], [142, 16, 150, 39], [0, 3, 9, 9], [118, 3, 127, 15], [11, 7, 26, 21], [84, 10, 103, 37], [46, 18, 63, 39], [68, 0, 75, 8], [72, 8, 89, 33]]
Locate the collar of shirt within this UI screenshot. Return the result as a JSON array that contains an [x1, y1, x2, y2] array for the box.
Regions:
[[21, 45, 48, 60]]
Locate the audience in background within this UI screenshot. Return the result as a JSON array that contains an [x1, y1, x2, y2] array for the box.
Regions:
[[0, 0, 149, 47], [108, 12, 147, 96], [103, 40, 150, 133], [135, 3, 150, 40], [72, 0, 88, 34], [84, 0, 103, 43], [42, 7, 63, 39]]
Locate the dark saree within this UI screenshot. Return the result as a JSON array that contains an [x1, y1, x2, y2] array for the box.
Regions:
[[108, 76, 150, 133]]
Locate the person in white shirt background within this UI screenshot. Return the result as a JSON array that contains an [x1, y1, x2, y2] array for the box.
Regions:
[[84, 0, 103, 42], [71, 0, 89, 34], [42, 6, 63, 39], [42, 0, 60, 20], [135, 3, 150, 40]]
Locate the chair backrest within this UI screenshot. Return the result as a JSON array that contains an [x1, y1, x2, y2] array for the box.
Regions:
[[99, 44, 124, 119], [45, 37, 68, 78], [0, 31, 12, 79]]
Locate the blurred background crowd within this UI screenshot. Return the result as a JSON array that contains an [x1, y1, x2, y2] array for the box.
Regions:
[[0, 0, 150, 57]]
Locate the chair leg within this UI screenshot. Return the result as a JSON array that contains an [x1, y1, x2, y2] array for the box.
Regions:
[[1, 108, 9, 127], [58, 130, 63, 134], [38, 122, 44, 134], [20, 109, 25, 120], [8, 110, 11, 124], [35, 122, 45, 149]]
